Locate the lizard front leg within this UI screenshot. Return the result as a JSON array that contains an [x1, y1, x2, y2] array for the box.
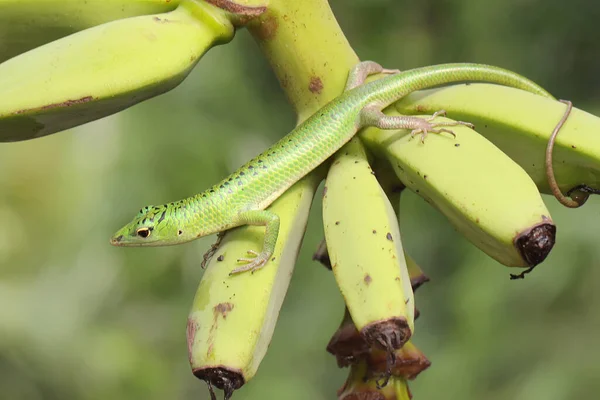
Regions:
[[229, 209, 281, 275]]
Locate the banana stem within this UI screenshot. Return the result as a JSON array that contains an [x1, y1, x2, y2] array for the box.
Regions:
[[245, 0, 359, 123]]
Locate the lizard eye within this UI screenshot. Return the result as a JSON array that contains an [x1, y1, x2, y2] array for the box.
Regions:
[[136, 227, 152, 238]]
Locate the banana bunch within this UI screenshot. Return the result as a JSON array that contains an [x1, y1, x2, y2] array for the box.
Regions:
[[187, 170, 323, 400], [0, 0, 235, 142], [0, 0, 181, 63]]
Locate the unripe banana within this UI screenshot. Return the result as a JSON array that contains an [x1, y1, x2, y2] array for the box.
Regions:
[[337, 360, 412, 400], [323, 137, 414, 353], [187, 170, 323, 399], [0, 0, 180, 62], [393, 83, 600, 198], [360, 112, 555, 273], [0, 0, 233, 142]]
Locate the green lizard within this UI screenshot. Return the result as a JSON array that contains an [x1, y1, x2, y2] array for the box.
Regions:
[[110, 61, 554, 274]]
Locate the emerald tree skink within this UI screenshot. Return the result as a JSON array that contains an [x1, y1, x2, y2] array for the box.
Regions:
[[110, 61, 554, 274]]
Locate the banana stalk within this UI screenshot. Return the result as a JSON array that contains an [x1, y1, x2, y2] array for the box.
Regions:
[[187, 170, 323, 400], [393, 83, 600, 199], [0, 0, 234, 142], [323, 137, 415, 353], [360, 114, 556, 273]]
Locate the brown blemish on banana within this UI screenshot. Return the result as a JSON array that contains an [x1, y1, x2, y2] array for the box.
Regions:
[[253, 14, 278, 40], [153, 16, 174, 23], [386, 232, 393, 241], [510, 222, 556, 279], [309, 76, 324, 94], [214, 302, 234, 318], [201, 302, 236, 375], [186, 318, 199, 364], [364, 274, 372, 285], [14, 96, 94, 114], [205, 0, 267, 16]]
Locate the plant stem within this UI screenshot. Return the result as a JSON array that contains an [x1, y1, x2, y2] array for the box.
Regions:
[[247, 0, 358, 122]]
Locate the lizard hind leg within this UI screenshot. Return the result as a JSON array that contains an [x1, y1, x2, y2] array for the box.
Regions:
[[345, 61, 401, 91], [361, 106, 475, 144]]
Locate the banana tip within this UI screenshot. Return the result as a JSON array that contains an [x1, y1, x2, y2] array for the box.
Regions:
[[360, 317, 411, 352], [193, 367, 244, 398], [515, 221, 556, 267]]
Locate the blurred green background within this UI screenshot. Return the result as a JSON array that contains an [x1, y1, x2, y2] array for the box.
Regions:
[[2, 0, 600, 399]]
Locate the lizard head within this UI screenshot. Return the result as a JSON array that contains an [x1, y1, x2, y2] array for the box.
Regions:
[[110, 204, 193, 246]]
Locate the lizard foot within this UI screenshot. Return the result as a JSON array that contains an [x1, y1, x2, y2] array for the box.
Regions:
[[231, 250, 270, 275], [410, 110, 475, 143]]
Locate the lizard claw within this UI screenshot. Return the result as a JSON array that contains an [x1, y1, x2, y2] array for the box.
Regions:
[[426, 109, 447, 120], [410, 110, 475, 143]]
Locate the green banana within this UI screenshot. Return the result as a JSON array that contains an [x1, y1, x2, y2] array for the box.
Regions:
[[187, 170, 323, 399], [323, 137, 414, 353], [393, 83, 600, 198], [360, 114, 556, 273], [0, 0, 181, 63], [0, 0, 233, 142]]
